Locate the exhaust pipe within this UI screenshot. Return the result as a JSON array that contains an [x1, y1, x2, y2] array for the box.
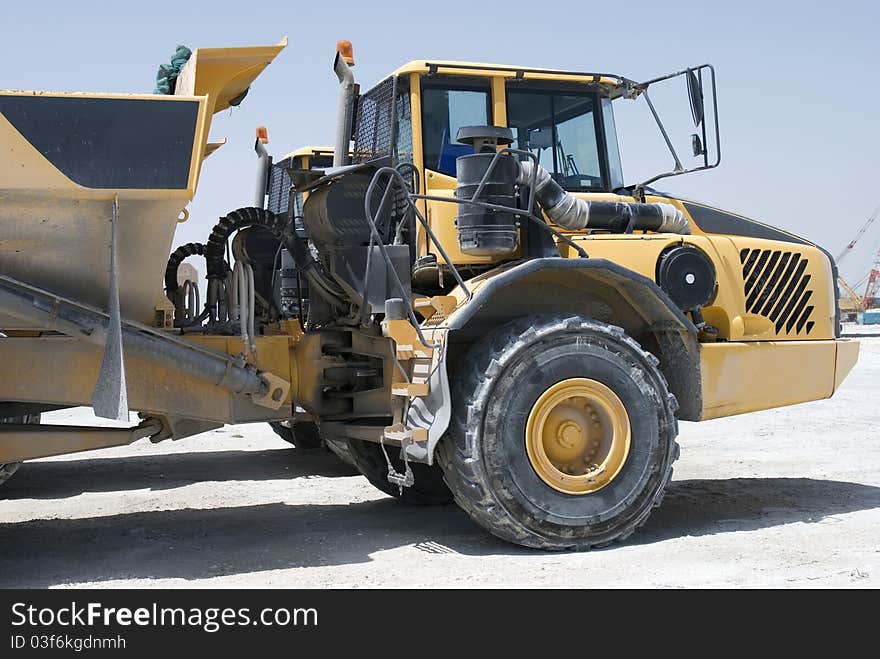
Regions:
[[333, 41, 356, 167], [253, 126, 271, 209]]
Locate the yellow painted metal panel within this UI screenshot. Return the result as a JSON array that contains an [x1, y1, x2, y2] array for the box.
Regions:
[[410, 73, 429, 258], [561, 229, 836, 342], [392, 61, 624, 90], [183, 335, 296, 405], [0, 337, 236, 422], [0, 91, 209, 199], [279, 145, 334, 160], [422, 186, 522, 265], [834, 339, 860, 389], [491, 76, 507, 126], [174, 38, 288, 115], [700, 341, 838, 420], [0, 334, 299, 424]]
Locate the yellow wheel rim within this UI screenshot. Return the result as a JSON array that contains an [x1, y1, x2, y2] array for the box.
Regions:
[[525, 378, 631, 495]]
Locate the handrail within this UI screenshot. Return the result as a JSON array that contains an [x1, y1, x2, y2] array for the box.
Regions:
[[363, 167, 445, 351], [360, 150, 591, 351], [429, 147, 589, 258]]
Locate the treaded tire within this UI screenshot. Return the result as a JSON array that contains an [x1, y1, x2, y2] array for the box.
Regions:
[[0, 462, 20, 488], [323, 438, 357, 469], [347, 439, 453, 506], [436, 315, 679, 550], [0, 413, 41, 490], [269, 421, 323, 449]]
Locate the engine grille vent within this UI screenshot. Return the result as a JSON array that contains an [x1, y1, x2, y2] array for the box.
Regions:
[[740, 248, 815, 335]]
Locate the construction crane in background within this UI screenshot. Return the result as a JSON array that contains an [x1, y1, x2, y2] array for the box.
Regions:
[[863, 256, 879, 310], [839, 278, 866, 322], [836, 203, 879, 262], [837, 203, 880, 321]]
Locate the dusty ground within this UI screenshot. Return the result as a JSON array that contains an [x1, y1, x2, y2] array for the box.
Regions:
[[1, 330, 877, 589]]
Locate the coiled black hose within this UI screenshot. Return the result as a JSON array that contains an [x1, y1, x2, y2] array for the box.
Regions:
[[165, 242, 206, 301], [204, 207, 347, 311]]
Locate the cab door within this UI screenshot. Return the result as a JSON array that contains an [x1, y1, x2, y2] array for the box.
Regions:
[[414, 75, 507, 266]]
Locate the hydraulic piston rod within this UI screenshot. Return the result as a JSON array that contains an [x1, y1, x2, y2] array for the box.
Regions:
[[0, 274, 270, 398]]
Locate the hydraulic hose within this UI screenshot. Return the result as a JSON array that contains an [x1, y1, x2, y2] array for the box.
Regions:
[[231, 258, 257, 361], [204, 207, 347, 311], [517, 161, 690, 234]]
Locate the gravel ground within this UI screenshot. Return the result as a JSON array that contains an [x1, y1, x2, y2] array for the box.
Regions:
[[1, 332, 877, 589]]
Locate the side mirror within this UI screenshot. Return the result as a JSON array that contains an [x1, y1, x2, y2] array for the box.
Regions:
[[687, 69, 704, 127], [691, 134, 705, 157]]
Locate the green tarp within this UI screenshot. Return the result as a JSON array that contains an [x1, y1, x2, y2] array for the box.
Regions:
[[154, 45, 192, 95]]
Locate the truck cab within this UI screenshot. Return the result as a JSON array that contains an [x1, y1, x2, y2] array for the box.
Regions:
[[337, 58, 857, 422]]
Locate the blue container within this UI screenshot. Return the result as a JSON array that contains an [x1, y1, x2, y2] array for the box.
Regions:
[[863, 309, 880, 325]]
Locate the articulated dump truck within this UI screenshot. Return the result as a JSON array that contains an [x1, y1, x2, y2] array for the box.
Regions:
[[0, 38, 859, 549]]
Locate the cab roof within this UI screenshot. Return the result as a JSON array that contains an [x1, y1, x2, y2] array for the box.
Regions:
[[391, 60, 630, 96], [279, 145, 335, 161]]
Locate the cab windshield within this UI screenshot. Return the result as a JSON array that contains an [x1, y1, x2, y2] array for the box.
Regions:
[[416, 76, 624, 191], [507, 86, 619, 191]]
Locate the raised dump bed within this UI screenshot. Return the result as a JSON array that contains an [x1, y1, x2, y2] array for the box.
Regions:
[[0, 39, 286, 325]]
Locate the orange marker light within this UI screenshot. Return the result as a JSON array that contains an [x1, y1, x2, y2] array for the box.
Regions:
[[256, 126, 269, 144], [336, 40, 355, 66]]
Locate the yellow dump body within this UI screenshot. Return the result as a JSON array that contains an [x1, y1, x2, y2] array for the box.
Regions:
[[0, 39, 286, 325]]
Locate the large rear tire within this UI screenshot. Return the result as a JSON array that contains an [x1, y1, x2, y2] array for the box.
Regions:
[[0, 462, 20, 487], [0, 413, 41, 489], [323, 438, 356, 468], [269, 420, 356, 468], [436, 315, 679, 550], [347, 439, 453, 506], [269, 420, 323, 448]]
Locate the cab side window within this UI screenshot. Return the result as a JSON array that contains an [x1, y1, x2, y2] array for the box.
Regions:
[[421, 78, 491, 177]]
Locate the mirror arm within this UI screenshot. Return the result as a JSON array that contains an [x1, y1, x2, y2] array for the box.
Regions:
[[708, 65, 721, 169], [696, 68, 709, 167], [642, 89, 684, 172], [630, 64, 721, 198]]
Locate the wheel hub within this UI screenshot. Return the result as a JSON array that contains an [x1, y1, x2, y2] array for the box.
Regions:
[[525, 378, 631, 495]]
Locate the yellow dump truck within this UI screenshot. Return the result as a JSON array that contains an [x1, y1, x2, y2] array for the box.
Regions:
[[0, 38, 859, 549]]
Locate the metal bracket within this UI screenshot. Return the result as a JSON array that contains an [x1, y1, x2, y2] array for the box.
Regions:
[[0, 419, 161, 464], [250, 371, 291, 410]]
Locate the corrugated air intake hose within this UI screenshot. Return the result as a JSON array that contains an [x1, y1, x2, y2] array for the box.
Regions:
[[516, 161, 691, 235]]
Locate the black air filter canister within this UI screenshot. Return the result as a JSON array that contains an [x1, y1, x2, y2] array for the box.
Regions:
[[455, 151, 519, 255]]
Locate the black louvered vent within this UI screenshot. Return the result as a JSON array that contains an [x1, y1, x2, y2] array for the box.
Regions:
[[740, 249, 815, 335]]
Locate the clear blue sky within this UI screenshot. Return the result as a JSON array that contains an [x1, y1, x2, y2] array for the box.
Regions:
[[4, 0, 878, 290]]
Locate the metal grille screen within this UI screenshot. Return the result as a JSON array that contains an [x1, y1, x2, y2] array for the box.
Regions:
[[353, 77, 395, 164], [266, 156, 293, 216]]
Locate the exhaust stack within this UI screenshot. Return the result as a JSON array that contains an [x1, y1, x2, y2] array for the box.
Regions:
[[333, 40, 356, 167]]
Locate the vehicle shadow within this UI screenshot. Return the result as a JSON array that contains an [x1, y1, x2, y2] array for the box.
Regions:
[[0, 476, 878, 587], [1, 448, 359, 500], [633, 476, 880, 544]]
